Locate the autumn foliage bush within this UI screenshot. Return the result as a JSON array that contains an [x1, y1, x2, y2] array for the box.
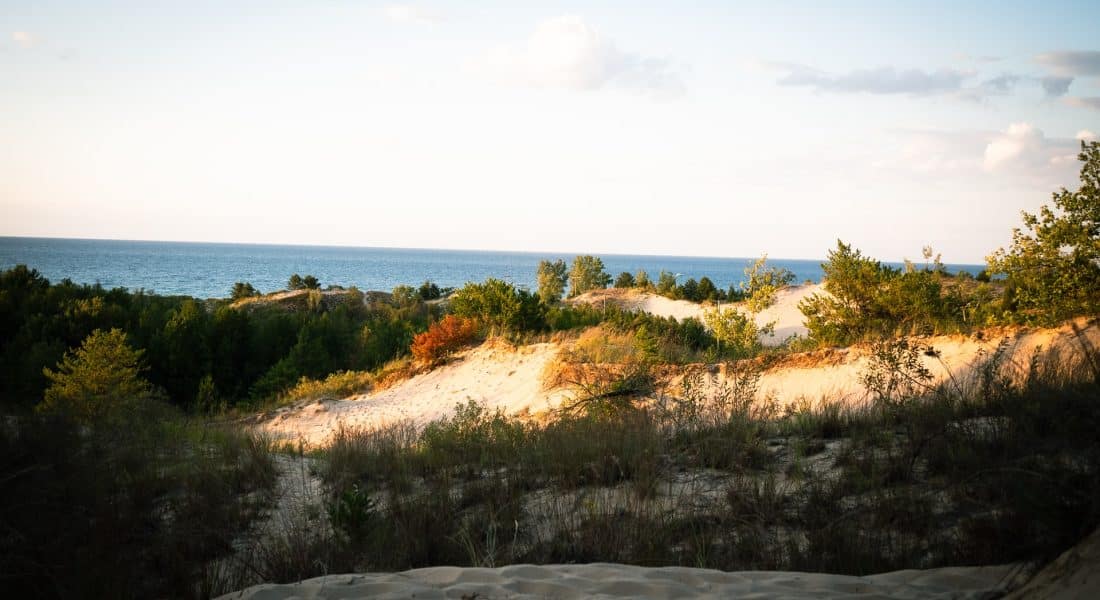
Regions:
[[410, 315, 480, 364]]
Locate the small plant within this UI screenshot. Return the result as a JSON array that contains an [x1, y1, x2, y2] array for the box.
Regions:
[[410, 315, 480, 364]]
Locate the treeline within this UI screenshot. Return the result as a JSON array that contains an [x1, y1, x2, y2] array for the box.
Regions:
[[0, 268, 433, 412]]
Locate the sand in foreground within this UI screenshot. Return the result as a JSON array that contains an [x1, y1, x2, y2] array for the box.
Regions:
[[218, 562, 1018, 599]]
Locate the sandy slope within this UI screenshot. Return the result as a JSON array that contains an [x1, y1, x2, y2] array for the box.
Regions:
[[568, 284, 827, 346], [218, 562, 1018, 599], [259, 342, 570, 446]]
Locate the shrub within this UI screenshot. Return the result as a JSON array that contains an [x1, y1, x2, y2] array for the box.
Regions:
[[450, 279, 545, 333], [537, 259, 568, 304], [614, 271, 635, 288], [230, 281, 261, 300], [411, 315, 480, 364]]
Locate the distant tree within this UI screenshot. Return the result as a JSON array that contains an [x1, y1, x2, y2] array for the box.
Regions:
[[697, 277, 719, 302], [451, 279, 545, 332], [230, 281, 260, 301], [302, 275, 321, 290], [288, 274, 305, 290], [537, 259, 568, 304], [391, 285, 420, 308], [657, 271, 678, 297], [987, 140, 1100, 322], [742, 254, 796, 313], [614, 272, 636, 288], [39, 328, 153, 422], [418, 280, 442, 300], [679, 278, 700, 302], [634, 270, 653, 291], [567, 256, 611, 297]]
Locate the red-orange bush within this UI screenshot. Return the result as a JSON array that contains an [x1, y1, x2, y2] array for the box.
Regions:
[[410, 315, 480, 364]]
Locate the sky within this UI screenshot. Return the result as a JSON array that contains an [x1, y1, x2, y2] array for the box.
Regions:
[[2, 1, 1099, 263]]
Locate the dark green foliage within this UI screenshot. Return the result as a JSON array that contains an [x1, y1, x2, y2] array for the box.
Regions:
[[418, 280, 442, 300], [614, 271, 635, 288], [0, 266, 429, 411], [799, 241, 980, 345], [230, 281, 260, 300], [0, 405, 277, 598], [287, 273, 304, 290], [450, 279, 546, 333]]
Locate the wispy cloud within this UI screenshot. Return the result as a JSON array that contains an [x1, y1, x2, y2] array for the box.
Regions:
[[384, 4, 447, 25], [476, 16, 684, 97], [1035, 50, 1100, 76], [1065, 96, 1100, 112], [772, 63, 970, 96]]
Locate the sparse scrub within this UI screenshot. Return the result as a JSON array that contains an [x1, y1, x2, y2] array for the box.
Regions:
[[409, 315, 480, 364]]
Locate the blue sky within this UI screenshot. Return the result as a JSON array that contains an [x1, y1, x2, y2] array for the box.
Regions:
[[2, 1, 1099, 262]]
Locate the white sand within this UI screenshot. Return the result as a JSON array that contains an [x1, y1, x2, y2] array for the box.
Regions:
[[218, 561, 1018, 599], [257, 319, 1100, 446], [259, 342, 570, 446]]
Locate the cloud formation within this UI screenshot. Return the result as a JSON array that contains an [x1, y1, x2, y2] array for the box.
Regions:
[[479, 16, 684, 96], [384, 4, 446, 25], [1065, 96, 1100, 112], [983, 123, 1048, 171], [1035, 50, 1100, 76], [774, 64, 969, 95], [1078, 130, 1097, 142], [1039, 75, 1074, 98]]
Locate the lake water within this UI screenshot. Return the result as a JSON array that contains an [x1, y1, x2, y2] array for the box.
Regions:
[[0, 237, 986, 299]]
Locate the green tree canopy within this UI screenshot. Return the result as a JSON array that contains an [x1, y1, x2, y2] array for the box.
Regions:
[[567, 256, 611, 297], [537, 259, 568, 304], [39, 328, 153, 422], [742, 254, 796, 313], [230, 281, 260, 301], [614, 272, 636, 288], [988, 140, 1100, 322]]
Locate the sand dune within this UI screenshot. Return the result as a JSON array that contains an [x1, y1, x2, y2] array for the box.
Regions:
[[259, 342, 570, 446], [256, 318, 1099, 447], [218, 561, 1019, 599]]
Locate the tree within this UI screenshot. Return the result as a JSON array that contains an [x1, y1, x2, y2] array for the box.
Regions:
[[679, 278, 700, 302], [988, 141, 1100, 322], [450, 279, 545, 332], [288, 274, 305, 290], [391, 285, 420, 308], [697, 277, 719, 302], [418, 280, 442, 300], [742, 254, 796, 313], [303, 275, 321, 290], [39, 328, 153, 422], [799, 241, 894, 344], [230, 281, 260, 301], [635, 270, 653, 290], [657, 271, 678, 297], [567, 255, 611, 297], [614, 272, 636, 288], [536, 259, 568, 304]]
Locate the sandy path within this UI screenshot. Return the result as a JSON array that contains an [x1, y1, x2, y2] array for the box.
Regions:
[[218, 561, 1018, 599]]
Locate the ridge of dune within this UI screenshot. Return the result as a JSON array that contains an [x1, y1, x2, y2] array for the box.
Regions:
[[218, 561, 1018, 599]]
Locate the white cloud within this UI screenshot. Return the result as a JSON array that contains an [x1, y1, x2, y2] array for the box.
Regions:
[[478, 16, 684, 96], [1077, 130, 1097, 142], [11, 31, 36, 48], [983, 123, 1047, 171], [384, 4, 446, 25]]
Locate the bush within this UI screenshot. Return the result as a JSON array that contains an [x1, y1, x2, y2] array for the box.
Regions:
[[39, 328, 154, 423], [567, 256, 612, 297], [450, 279, 545, 333], [411, 315, 480, 364]]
